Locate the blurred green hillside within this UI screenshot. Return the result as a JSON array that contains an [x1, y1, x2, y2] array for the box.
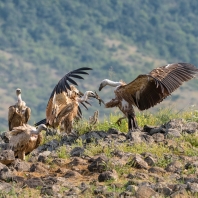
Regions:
[[0, 0, 198, 130]]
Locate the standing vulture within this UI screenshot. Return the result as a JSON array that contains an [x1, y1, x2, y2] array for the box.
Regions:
[[35, 67, 101, 133], [9, 124, 47, 160], [99, 63, 198, 131], [8, 88, 31, 131]]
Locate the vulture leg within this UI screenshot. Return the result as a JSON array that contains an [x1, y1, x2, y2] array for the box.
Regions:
[[116, 116, 126, 126], [128, 113, 138, 131], [18, 151, 25, 161]]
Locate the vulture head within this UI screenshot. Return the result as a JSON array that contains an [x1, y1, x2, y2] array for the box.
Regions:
[[34, 124, 48, 134], [16, 88, 21, 95], [99, 79, 109, 91]]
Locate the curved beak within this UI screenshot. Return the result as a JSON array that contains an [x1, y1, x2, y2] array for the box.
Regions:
[[99, 84, 103, 91]]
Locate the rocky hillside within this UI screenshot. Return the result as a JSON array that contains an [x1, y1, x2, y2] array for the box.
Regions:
[[0, 116, 197, 197]]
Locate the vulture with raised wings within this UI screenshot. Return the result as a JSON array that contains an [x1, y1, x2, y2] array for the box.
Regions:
[[35, 67, 101, 134], [9, 124, 47, 160], [8, 88, 31, 131], [99, 63, 198, 131]]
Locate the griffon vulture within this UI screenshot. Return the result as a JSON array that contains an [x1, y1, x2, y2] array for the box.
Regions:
[[99, 63, 198, 131], [8, 88, 31, 131], [35, 67, 101, 133], [9, 124, 47, 160]]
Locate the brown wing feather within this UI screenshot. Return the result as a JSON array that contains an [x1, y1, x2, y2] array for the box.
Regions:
[[8, 106, 16, 130], [24, 107, 31, 123], [117, 63, 198, 111], [46, 92, 71, 125]]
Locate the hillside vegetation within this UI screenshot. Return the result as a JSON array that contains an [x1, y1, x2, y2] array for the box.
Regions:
[[0, 0, 198, 130]]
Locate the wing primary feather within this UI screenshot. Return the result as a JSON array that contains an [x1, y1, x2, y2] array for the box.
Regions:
[[70, 74, 84, 79], [66, 77, 78, 86], [80, 102, 89, 110], [78, 106, 82, 115]]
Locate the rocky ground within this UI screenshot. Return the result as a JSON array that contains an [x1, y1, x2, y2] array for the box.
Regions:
[[0, 118, 198, 197]]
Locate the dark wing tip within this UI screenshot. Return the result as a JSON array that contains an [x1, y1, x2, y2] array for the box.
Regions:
[[49, 67, 93, 99], [34, 118, 46, 127]]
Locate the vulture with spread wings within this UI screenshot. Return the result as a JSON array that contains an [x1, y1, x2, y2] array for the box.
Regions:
[[99, 63, 198, 131], [35, 67, 100, 134]]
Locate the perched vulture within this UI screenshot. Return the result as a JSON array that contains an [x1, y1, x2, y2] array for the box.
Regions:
[[8, 88, 31, 131], [99, 63, 198, 131], [35, 67, 100, 134], [9, 124, 47, 160]]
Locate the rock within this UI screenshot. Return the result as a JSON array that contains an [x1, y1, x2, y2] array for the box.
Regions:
[[144, 156, 157, 166], [79, 131, 107, 143], [107, 128, 119, 134], [0, 162, 13, 181], [187, 182, 198, 193], [11, 159, 30, 172], [126, 184, 138, 192], [167, 129, 182, 138], [165, 161, 183, 173], [70, 147, 85, 157], [148, 167, 166, 174], [25, 177, 45, 188], [165, 119, 185, 131], [143, 125, 166, 135], [0, 150, 15, 165], [183, 122, 198, 134], [64, 170, 82, 178], [30, 162, 49, 173], [152, 133, 165, 142], [170, 189, 189, 198], [128, 156, 149, 170], [0, 182, 13, 193], [0, 132, 10, 143], [38, 151, 51, 163], [135, 185, 156, 198], [40, 185, 60, 196], [88, 156, 108, 173], [98, 169, 118, 182], [129, 131, 154, 144]]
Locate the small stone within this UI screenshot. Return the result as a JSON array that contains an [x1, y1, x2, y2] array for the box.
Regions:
[[187, 182, 198, 193], [11, 159, 30, 172], [128, 156, 149, 170], [88, 156, 108, 173], [135, 186, 156, 198], [165, 161, 183, 173], [167, 129, 182, 138], [0, 182, 13, 193], [70, 147, 85, 157], [98, 170, 118, 182], [148, 167, 166, 174], [0, 162, 13, 181], [0, 150, 15, 165], [152, 133, 164, 142]]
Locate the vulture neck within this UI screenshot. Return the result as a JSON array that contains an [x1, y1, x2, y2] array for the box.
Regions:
[[105, 79, 122, 87], [78, 91, 91, 102], [31, 126, 43, 135], [17, 93, 23, 106]]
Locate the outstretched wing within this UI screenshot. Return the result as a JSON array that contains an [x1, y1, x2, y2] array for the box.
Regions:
[[46, 67, 92, 124], [117, 63, 198, 110]]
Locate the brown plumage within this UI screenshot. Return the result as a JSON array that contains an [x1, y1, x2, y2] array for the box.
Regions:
[[99, 63, 198, 131], [89, 110, 99, 125], [8, 88, 31, 131], [8, 124, 47, 160], [35, 67, 99, 133]]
